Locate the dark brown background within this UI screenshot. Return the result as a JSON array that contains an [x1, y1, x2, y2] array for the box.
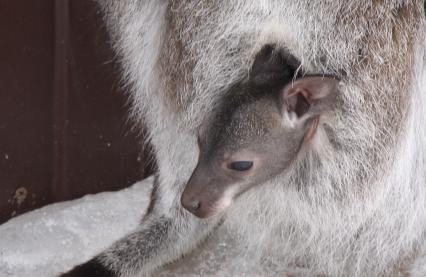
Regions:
[[0, 0, 152, 224]]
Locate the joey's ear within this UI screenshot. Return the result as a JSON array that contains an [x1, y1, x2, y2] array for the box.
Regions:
[[249, 44, 300, 86], [282, 76, 339, 119]]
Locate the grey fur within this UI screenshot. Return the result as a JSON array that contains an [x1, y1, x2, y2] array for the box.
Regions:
[[63, 1, 426, 276]]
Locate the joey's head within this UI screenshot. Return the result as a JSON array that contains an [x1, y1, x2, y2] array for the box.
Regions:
[[181, 46, 339, 218]]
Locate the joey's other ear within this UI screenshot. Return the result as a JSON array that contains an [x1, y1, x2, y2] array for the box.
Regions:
[[282, 76, 339, 119], [250, 44, 300, 86]]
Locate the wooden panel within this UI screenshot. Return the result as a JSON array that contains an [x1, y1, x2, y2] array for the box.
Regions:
[[0, 0, 152, 224]]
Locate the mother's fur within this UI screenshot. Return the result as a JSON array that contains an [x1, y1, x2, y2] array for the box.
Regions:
[[64, 1, 426, 276]]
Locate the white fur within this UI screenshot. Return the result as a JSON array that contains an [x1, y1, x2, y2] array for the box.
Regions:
[[98, 1, 426, 276]]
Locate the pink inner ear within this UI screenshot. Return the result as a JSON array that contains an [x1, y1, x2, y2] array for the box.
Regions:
[[286, 90, 311, 117], [282, 76, 339, 117], [287, 88, 314, 105]]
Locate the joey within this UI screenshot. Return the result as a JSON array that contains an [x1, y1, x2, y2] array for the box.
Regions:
[[181, 48, 339, 218]]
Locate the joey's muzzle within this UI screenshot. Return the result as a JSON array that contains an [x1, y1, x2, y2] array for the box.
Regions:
[[180, 193, 205, 217], [181, 190, 232, 218], [181, 171, 233, 218]]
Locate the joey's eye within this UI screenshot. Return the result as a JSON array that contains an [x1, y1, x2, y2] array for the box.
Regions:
[[228, 161, 253, 171]]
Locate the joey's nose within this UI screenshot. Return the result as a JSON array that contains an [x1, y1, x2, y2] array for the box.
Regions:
[[181, 197, 201, 213]]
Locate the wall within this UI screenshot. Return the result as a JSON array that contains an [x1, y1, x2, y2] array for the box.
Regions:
[[0, 0, 152, 223]]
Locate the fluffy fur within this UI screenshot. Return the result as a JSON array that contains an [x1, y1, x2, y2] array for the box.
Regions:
[[71, 1, 426, 276]]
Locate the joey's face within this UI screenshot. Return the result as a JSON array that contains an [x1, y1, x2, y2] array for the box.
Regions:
[[181, 98, 306, 218]]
